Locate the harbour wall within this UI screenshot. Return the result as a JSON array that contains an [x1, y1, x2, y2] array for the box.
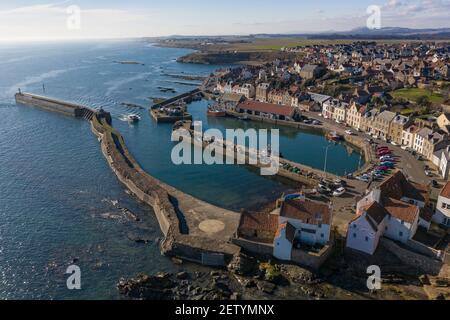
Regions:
[[91, 114, 240, 266], [15, 92, 240, 267], [152, 88, 201, 109], [225, 110, 373, 177], [15, 92, 97, 121]]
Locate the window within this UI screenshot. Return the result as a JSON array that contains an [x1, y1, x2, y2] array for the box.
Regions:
[[353, 233, 357, 239], [385, 226, 388, 231], [321, 234, 324, 238], [365, 237, 369, 242], [353, 224, 357, 229], [399, 232, 403, 237]]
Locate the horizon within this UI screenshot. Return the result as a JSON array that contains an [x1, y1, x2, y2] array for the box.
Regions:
[[0, 0, 450, 42]]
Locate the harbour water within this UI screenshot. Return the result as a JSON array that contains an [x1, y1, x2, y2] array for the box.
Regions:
[[0, 40, 363, 299]]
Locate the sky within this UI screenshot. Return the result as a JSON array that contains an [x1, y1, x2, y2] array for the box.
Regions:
[[0, 0, 449, 41]]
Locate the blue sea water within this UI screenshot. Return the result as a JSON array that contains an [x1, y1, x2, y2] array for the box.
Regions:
[[0, 40, 362, 299]]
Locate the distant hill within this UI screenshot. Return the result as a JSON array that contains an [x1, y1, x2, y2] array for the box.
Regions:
[[307, 27, 450, 40]]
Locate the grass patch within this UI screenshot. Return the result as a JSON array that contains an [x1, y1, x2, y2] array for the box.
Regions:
[[392, 88, 444, 105]]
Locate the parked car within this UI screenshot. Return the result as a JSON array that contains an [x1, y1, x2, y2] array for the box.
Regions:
[[345, 130, 354, 135], [425, 170, 433, 177], [377, 166, 390, 171], [432, 180, 440, 188], [378, 151, 392, 157], [333, 187, 346, 197], [356, 175, 370, 183], [380, 162, 395, 168]]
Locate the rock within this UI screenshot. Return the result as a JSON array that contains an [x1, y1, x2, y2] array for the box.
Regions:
[[176, 272, 189, 280], [228, 252, 257, 276], [117, 273, 176, 300], [171, 258, 183, 265], [243, 279, 257, 288], [257, 281, 276, 295], [230, 292, 239, 300]]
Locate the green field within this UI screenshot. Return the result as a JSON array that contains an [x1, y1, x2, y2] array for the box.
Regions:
[[391, 88, 445, 105]]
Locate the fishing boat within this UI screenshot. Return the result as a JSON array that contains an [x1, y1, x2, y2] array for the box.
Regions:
[[207, 105, 226, 117], [326, 131, 343, 141]]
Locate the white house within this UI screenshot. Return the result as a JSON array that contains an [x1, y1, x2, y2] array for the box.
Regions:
[[347, 202, 389, 255], [346, 171, 427, 255], [434, 182, 450, 228], [239, 83, 256, 99], [277, 197, 332, 246], [402, 124, 419, 148], [273, 222, 296, 261], [439, 146, 450, 180], [414, 127, 432, 156]]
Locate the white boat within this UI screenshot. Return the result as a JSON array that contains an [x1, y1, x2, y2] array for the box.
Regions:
[[127, 114, 141, 123]]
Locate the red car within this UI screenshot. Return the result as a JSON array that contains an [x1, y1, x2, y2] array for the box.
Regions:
[[377, 150, 392, 156]]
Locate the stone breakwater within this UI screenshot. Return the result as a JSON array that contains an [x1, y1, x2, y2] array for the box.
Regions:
[[91, 113, 240, 267]]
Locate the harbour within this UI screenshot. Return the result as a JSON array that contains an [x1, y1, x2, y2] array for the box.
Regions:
[[0, 40, 366, 299]]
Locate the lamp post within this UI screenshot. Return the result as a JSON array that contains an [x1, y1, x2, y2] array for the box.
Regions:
[[323, 144, 331, 179]]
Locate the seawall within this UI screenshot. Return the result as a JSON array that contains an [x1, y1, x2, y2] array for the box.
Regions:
[[91, 114, 240, 266], [15, 92, 97, 121]]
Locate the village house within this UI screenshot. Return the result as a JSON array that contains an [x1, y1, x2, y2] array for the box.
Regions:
[[239, 83, 256, 99], [274, 197, 332, 261], [414, 127, 433, 156], [256, 83, 270, 102], [236, 101, 301, 122], [437, 113, 450, 134], [346, 102, 367, 130], [333, 102, 348, 123], [299, 64, 322, 79], [372, 110, 396, 141], [235, 211, 278, 244], [438, 146, 450, 180], [415, 128, 448, 161], [360, 109, 379, 134], [233, 195, 334, 268], [389, 115, 412, 145], [434, 182, 450, 228], [308, 92, 331, 108], [346, 171, 429, 255], [402, 124, 419, 148], [268, 90, 284, 105]]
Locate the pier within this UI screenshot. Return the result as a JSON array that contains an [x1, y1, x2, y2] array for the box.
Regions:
[[15, 92, 97, 121]]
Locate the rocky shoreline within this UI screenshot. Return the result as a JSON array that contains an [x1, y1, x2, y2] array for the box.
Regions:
[[117, 239, 437, 301]]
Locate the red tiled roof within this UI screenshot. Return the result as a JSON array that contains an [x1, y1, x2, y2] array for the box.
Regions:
[[420, 207, 434, 223], [280, 199, 332, 225], [275, 222, 296, 244], [379, 170, 428, 203], [238, 211, 278, 234], [383, 197, 419, 224], [441, 182, 450, 199], [237, 101, 295, 117]]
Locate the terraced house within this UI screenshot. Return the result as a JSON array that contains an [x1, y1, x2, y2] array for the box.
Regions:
[[346, 102, 367, 130], [371, 110, 396, 141], [389, 115, 411, 145]]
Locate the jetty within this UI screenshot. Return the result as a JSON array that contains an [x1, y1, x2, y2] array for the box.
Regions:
[[15, 92, 241, 267], [150, 88, 202, 123]]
